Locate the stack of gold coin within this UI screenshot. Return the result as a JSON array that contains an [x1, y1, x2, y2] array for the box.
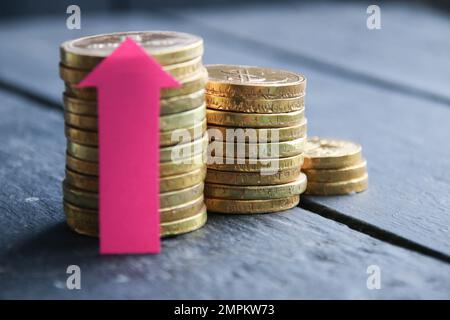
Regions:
[[302, 137, 368, 195], [60, 31, 208, 237], [204, 65, 308, 214]]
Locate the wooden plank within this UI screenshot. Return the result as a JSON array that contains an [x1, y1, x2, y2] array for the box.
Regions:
[[0, 13, 449, 255], [179, 2, 450, 103], [0, 91, 449, 299]]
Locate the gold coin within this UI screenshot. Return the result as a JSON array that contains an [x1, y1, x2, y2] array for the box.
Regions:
[[65, 104, 205, 132], [160, 104, 206, 131], [63, 93, 96, 116], [206, 65, 306, 99], [67, 141, 98, 162], [63, 180, 98, 209], [207, 119, 307, 142], [64, 201, 97, 237], [63, 89, 205, 116], [160, 205, 207, 237], [60, 56, 203, 84], [65, 119, 206, 148], [65, 125, 98, 146], [206, 108, 304, 128], [207, 153, 304, 172], [63, 180, 206, 211], [160, 118, 206, 147], [61, 31, 204, 69], [66, 166, 205, 194], [66, 134, 207, 162], [206, 167, 301, 186], [160, 151, 206, 177], [205, 195, 299, 214], [65, 112, 97, 130], [66, 168, 98, 192], [66, 153, 98, 176], [210, 136, 306, 159], [205, 93, 305, 113], [160, 89, 205, 115], [160, 195, 205, 223], [302, 137, 363, 169], [64, 200, 207, 238], [160, 134, 207, 162], [160, 182, 204, 209], [160, 167, 206, 193], [303, 159, 367, 183], [64, 68, 207, 100], [66, 149, 206, 177], [205, 173, 307, 200], [305, 174, 368, 195]]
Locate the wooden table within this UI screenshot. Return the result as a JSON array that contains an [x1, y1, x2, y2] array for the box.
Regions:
[[0, 2, 449, 299]]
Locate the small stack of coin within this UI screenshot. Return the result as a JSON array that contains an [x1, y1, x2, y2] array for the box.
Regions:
[[204, 65, 308, 214], [302, 137, 368, 195], [60, 31, 208, 237]]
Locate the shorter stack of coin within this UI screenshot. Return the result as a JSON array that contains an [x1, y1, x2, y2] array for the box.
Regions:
[[60, 31, 209, 237], [302, 137, 368, 195], [204, 65, 308, 214]]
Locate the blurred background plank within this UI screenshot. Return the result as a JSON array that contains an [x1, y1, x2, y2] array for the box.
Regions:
[[0, 91, 449, 299]]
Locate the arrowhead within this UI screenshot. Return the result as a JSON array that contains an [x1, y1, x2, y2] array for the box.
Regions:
[[78, 37, 180, 89]]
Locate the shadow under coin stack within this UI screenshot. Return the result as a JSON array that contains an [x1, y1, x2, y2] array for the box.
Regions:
[[204, 65, 308, 214], [59, 31, 209, 237], [302, 137, 368, 195]]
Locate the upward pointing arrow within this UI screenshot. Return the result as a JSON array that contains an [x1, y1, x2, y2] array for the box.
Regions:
[[79, 38, 180, 254]]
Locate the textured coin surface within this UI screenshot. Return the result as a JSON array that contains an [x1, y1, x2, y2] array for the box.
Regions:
[[160, 195, 205, 223], [65, 67, 208, 100], [160, 152, 206, 177], [160, 167, 206, 193], [207, 119, 307, 142], [210, 136, 306, 159], [160, 89, 205, 115], [67, 141, 98, 162], [303, 159, 367, 183], [60, 56, 203, 84], [160, 118, 206, 147], [302, 137, 362, 169], [205, 173, 307, 200], [63, 94, 97, 116], [207, 153, 303, 172], [160, 182, 204, 208], [160, 104, 206, 131], [65, 112, 97, 130], [207, 108, 304, 128], [66, 153, 98, 176], [305, 174, 368, 195], [205, 195, 299, 214], [206, 65, 306, 99], [64, 201, 207, 237], [65, 168, 98, 192], [65, 125, 98, 146], [160, 206, 207, 237], [206, 167, 301, 186], [63, 180, 98, 209], [206, 93, 305, 113], [160, 134, 208, 162], [61, 31, 203, 69]]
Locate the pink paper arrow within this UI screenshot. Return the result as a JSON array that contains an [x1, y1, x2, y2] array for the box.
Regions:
[[79, 38, 180, 254]]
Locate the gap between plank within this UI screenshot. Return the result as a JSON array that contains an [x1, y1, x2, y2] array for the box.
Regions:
[[301, 197, 450, 264]]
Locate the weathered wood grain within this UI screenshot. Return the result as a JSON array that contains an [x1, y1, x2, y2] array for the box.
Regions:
[[179, 2, 450, 103], [0, 91, 449, 299], [0, 12, 449, 256]]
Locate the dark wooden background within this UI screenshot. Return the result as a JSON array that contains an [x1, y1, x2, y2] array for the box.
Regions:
[[0, 1, 449, 299]]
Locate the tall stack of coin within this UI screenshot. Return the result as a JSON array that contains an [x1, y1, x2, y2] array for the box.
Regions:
[[60, 31, 208, 237], [204, 65, 308, 214], [302, 137, 368, 195]]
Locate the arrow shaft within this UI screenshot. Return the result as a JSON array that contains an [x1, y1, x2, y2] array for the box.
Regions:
[[98, 86, 161, 253]]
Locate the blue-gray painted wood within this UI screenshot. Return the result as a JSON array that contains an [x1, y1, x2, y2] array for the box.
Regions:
[[0, 11, 449, 256], [179, 2, 450, 103], [0, 91, 449, 299]]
